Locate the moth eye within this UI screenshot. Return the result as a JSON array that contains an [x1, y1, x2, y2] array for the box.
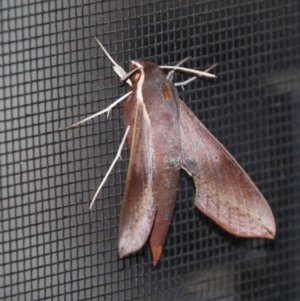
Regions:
[[131, 72, 141, 83]]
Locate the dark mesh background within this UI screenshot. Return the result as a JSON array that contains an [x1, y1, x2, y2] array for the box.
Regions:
[[1, 1, 300, 300]]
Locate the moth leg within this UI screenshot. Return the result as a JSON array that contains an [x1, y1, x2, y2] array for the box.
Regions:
[[204, 63, 219, 73], [89, 126, 130, 209], [58, 91, 132, 130], [174, 76, 197, 88], [175, 63, 219, 87], [160, 65, 217, 79], [167, 56, 192, 81]]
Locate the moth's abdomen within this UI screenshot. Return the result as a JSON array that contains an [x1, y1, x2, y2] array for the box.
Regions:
[[149, 167, 180, 265]]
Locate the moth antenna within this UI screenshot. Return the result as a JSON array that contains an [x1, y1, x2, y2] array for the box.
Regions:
[[94, 36, 132, 86], [167, 56, 192, 80], [160, 65, 217, 79], [89, 126, 130, 209], [174, 63, 220, 87], [58, 91, 132, 130]]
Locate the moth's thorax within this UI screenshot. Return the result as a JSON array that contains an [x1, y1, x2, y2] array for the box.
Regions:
[[124, 59, 180, 147]]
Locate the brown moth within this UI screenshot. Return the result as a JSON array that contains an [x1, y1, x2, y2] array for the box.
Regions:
[[60, 37, 276, 265]]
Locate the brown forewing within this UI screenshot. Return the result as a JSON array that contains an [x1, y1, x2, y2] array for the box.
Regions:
[[121, 61, 182, 264], [179, 101, 276, 239], [118, 99, 156, 258]]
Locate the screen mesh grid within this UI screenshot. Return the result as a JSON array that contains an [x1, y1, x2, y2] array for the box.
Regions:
[[1, 0, 300, 300]]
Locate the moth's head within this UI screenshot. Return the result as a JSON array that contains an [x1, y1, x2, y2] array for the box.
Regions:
[[128, 60, 166, 87]]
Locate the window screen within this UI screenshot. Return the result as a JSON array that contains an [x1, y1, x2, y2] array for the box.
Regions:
[[1, 1, 300, 300]]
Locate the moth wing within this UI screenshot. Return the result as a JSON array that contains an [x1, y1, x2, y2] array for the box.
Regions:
[[179, 101, 276, 239], [118, 100, 156, 258]]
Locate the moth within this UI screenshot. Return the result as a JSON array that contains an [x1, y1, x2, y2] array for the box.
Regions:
[[60, 37, 276, 265]]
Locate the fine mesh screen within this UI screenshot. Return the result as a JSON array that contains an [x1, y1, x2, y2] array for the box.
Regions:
[[1, 1, 300, 300]]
